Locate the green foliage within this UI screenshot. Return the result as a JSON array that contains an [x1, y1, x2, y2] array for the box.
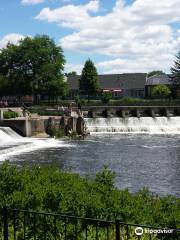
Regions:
[[79, 59, 99, 99], [120, 96, 144, 104], [101, 92, 112, 104], [3, 111, 18, 119], [171, 51, 180, 87], [95, 166, 115, 189], [53, 128, 65, 138], [147, 70, 165, 78], [0, 74, 8, 94], [68, 130, 78, 139], [65, 71, 77, 77], [0, 163, 179, 230], [74, 95, 86, 106], [48, 127, 65, 138], [152, 85, 171, 98], [0, 35, 68, 98], [74, 95, 81, 105]]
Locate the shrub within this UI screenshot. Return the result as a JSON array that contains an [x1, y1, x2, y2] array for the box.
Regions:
[[152, 85, 171, 98], [0, 162, 179, 230], [68, 130, 78, 139], [120, 97, 144, 104], [49, 128, 65, 138], [54, 128, 65, 138], [75, 95, 81, 105], [3, 111, 18, 119], [101, 92, 112, 104]]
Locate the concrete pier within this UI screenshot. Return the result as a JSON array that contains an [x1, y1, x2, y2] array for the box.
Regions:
[[0, 110, 4, 121]]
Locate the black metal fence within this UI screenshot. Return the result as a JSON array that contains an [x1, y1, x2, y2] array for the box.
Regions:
[[0, 207, 179, 240]]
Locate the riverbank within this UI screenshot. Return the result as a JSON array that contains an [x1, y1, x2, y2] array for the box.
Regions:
[[0, 163, 179, 229]]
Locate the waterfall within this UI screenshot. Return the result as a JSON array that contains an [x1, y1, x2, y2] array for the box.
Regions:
[[0, 127, 74, 161], [0, 127, 22, 142], [84, 117, 180, 134]]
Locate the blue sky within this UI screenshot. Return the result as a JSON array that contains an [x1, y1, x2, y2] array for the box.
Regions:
[[0, 0, 180, 74]]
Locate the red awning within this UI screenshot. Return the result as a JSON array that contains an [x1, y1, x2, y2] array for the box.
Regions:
[[103, 88, 122, 92]]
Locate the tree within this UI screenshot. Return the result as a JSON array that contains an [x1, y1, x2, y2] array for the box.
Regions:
[[0, 35, 67, 101], [79, 59, 99, 100], [65, 71, 77, 77], [0, 75, 8, 95], [171, 52, 180, 85], [147, 70, 165, 78], [152, 85, 171, 98]]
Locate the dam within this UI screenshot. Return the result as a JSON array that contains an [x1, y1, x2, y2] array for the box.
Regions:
[[0, 106, 180, 136], [84, 117, 180, 134], [82, 105, 180, 134]]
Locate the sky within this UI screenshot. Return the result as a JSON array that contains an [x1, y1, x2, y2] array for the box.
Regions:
[[0, 0, 180, 74]]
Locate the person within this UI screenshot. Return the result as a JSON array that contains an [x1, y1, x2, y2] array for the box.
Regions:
[[61, 105, 65, 113], [4, 100, 8, 107], [78, 103, 81, 111], [67, 103, 72, 116]]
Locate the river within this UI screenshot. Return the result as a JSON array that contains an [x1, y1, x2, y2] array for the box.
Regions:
[[0, 128, 179, 197]]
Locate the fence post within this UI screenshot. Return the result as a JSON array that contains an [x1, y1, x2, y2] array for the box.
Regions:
[[3, 207, 8, 240], [115, 220, 120, 240]]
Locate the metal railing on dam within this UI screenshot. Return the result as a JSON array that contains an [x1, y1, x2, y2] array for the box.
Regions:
[[0, 207, 179, 240]]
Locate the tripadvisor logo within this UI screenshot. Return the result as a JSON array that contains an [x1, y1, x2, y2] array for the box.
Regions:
[[135, 227, 175, 236], [135, 227, 144, 236]]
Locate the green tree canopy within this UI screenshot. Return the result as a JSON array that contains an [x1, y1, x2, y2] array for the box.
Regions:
[[101, 91, 112, 104], [152, 85, 171, 98], [65, 71, 77, 77], [0, 35, 67, 99], [171, 52, 180, 85], [147, 70, 165, 78], [79, 59, 99, 99]]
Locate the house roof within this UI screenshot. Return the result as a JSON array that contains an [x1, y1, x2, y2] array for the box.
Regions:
[[67, 73, 147, 90], [146, 74, 172, 86]]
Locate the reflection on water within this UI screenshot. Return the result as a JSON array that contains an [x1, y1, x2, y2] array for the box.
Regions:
[[3, 134, 180, 197]]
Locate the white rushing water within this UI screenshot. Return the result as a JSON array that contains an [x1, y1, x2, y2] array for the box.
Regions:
[[0, 127, 22, 142], [85, 117, 180, 134], [0, 127, 73, 161]]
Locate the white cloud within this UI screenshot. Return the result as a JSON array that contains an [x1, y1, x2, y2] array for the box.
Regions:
[[65, 53, 174, 74], [96, 55, 175, 74], [36, 0, 99, 29], [21, 0, 45, 5], [0, 34, 25, 49], [65, 63, 83, 74], [37, 0, 180, 73]]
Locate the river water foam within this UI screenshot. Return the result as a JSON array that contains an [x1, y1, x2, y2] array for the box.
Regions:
[[0, 127, 74, 161]]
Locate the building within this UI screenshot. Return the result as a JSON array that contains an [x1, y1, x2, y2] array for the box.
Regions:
[[145, 74, 172, 97], [145, 74, 180, 98], [67, 73, 147, 99]]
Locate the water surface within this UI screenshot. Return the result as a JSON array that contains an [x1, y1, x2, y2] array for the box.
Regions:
[[4, 134, 180, 197]]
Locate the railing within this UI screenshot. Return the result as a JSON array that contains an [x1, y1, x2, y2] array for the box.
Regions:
[[0, 207, 179, 240]]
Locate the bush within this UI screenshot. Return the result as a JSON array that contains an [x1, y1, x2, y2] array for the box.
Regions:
[[53, 128, 65, 138], [118, 97, 144, 104], [101, 92, 112, 104], [48, 127, 65, 138], [3, 111, 18, 119], [68, 130, 78, 139], [0, 163, 179, 229], [152, 85, 171, 98], [74, 95, 81, 105]]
